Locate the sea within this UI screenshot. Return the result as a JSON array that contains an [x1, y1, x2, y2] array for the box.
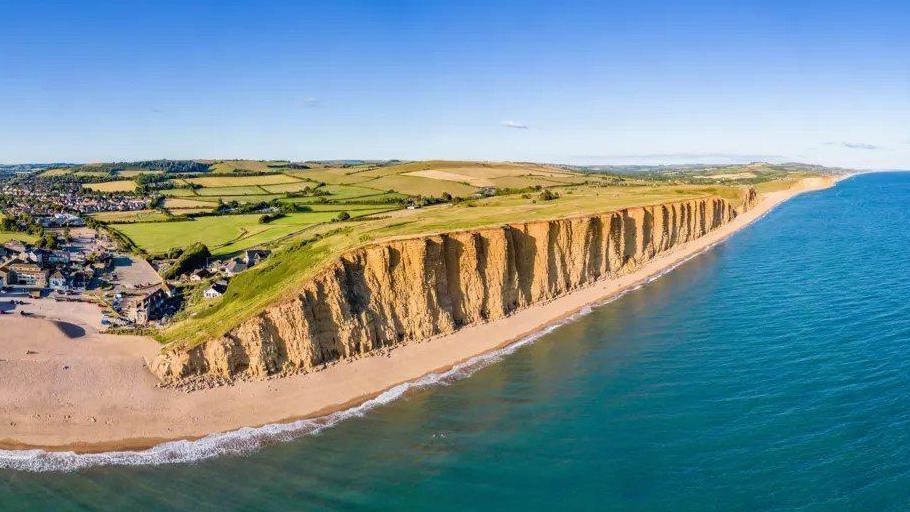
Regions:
[[2, 171, 910, 511]]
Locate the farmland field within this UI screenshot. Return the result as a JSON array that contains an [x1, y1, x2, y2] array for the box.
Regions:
[[160, 188, 199, 197], [39, 168, 73, 176], [320, 184, 390, 199], [163, 197, 215, 209], [486, 175, 583, 188], [284, 168, 376, 185], [364, 174, 478, 197], [195, 186, 269, 196], [193, 194, 286, 203], [112, 208, 391, 255], [260, 181, 319, 193], [91, 209, 171, 223], [83, 180, 137, 192], [185, 174, 301, 187], [208, 160, 290, 173]]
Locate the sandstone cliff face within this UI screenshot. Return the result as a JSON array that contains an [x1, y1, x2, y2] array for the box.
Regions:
[[152, 196, 748, 383]]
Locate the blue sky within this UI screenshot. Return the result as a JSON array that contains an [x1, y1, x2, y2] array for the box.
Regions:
[[1, 0, 909, 168]]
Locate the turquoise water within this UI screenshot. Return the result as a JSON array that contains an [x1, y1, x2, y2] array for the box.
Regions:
[[3, 172, 910, 510]]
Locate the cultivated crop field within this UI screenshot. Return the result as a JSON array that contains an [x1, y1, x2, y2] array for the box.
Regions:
[[91, 209, 172, 223], [83, 180, 137, 192], [184, 174, 302, 188], [363, 174, 479, 197]]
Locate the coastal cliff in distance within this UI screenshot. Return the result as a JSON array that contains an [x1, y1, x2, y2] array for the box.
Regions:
[[151, 191, 756, 385]]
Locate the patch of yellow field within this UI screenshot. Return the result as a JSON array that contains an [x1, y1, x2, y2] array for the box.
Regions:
[[83, 180, 137, 192], [695, 172, 757, 180], [365, 174, 478, 197], [404, 169, 496, 187], [163, 197, 215, 209], [40, 168, 73, 176], [353, 160, 575, 179]]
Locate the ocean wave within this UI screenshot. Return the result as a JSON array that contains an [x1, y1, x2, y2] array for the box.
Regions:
[[0, 227, 735, 473]]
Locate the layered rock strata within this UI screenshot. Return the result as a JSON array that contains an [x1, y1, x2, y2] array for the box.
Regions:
[[152, 194, 752, 384]]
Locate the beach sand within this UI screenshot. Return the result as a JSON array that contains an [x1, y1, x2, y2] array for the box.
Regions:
[[0, 177, 837, 453]]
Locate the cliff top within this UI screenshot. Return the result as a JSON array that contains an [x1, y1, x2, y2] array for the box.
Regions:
[[151, 161, 844, 349]]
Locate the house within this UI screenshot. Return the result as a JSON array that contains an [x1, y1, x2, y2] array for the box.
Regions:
[[2, 262, 48, 289], [243, 249, 271, 266], [190, 268, 212, 282], [204, 280, 228, 299], [3, 241, 27, 255], [48, 250, 70, 265], [26, 249, 48, 265], [223, 259, 248, 276], [127, 286, 169, 325], [49, 270, 68, 291]]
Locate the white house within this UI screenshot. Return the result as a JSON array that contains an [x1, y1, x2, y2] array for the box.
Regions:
[[204, 280, 228, 299], [49, 270, 68, 291]]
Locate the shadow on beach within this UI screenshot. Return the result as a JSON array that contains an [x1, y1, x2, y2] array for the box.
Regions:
[[52, 321, 86, 339]]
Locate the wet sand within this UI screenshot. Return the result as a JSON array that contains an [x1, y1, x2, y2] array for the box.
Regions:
[[0, 177, 837, 453]]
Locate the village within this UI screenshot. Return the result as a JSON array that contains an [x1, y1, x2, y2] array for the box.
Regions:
[[0, 224, 273, 333], [0, 175, 150, 217], [0, 171, 274, 335]]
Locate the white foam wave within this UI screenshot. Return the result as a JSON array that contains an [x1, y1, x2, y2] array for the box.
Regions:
[[0, 232, 730, 473]]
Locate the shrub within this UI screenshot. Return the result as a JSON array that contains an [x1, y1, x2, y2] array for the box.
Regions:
[[538, 189, 560, 201]]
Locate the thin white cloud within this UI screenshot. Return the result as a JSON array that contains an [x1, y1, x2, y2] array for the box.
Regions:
[[501, 120, 528, 129], [301, 97, 320, 108], [826, 142, 880, 150]]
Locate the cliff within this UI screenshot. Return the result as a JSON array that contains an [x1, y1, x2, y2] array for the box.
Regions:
[[152, 194, 752, 384]]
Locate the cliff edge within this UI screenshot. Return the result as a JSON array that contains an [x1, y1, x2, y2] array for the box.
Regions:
[[152, 192, 756, 385]]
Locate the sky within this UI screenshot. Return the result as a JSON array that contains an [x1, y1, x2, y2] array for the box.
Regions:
[[1, 0, 909, 169]]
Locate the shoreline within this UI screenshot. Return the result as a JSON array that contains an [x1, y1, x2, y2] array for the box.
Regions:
[[0, 176, 838, 457]]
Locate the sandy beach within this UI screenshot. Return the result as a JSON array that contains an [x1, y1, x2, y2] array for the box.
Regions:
[[0, 176, 837, 453]]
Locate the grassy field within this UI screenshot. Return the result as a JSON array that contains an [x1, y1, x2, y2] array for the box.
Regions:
[[185, 174, 301, 187], [208, 160, 290, 173], [39, 167, 74, 177], [83, 180, 137, 192], [285, 168, 376, 185], [91, 210, 172, 223], [194, 193, 287, 203], [363, 174, 478, 197], [113, 208, 393, 256], [195, 186, 269, 196], [163, 197, 216, 209], [0, 232, 39, 244], [160, 188, 200, 197], [260, 181, 319, 193]]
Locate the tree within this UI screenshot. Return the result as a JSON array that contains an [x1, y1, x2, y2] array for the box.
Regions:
[[163, 243, 210, 280], [334, 211, 351, 222], [538, 189, 560, 201]]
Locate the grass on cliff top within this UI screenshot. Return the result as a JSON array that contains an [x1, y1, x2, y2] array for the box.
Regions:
[[157, 183, 752, 349], [112, 209, 393, 257]]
